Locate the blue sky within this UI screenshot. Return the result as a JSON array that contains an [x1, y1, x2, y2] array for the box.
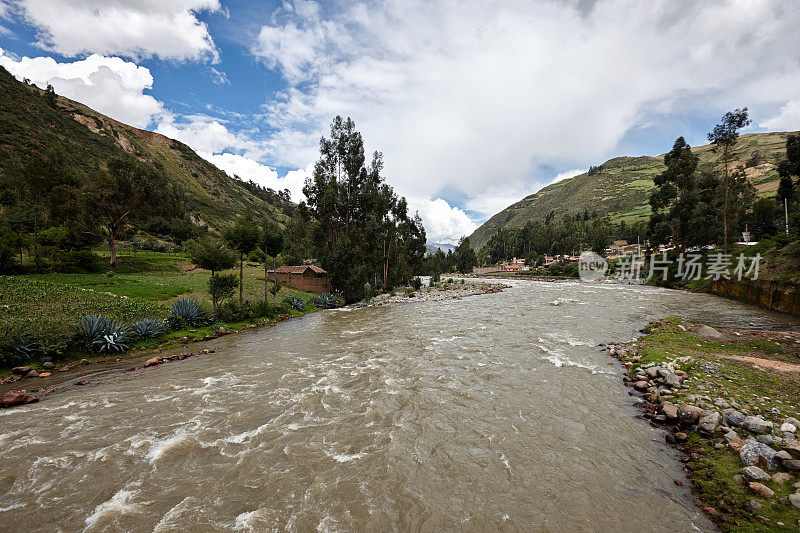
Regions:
[[1, 0, 799, 244]]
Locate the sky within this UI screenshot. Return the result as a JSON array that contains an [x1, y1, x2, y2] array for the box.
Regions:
[[0, 0, 799, 245]]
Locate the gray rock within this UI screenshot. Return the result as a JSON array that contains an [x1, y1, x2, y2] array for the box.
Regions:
[[665, 373, 683, 388], [694, 324, 723, 339], [742, 416, 773, 435], [741, 466, 771, 482], [724, 430, 739, 442], [714, 398, 730, 409], [727, 411, 746, 427], [779, 422, 797, 433], [785, 417, 800, 429], [42, 361, 54, 370], [744, 499, 762, 512], [775, 450, 793, 461], [789, 493, 800, 510], [756, 435, 776, 446], [783, 438, 800, 458], [678, 404, 704, 424], [784, 459, 800, 471], [633, 380, 650, 391], [740, 439, 779, 470], [699, 411, 721, 434]]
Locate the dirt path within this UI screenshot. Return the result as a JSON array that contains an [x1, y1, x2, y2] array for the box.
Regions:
[[713, 353, 800, 374]]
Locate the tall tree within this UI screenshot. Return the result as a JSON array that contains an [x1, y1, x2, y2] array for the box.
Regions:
[[707, 108, 750, 251], [187, 236, 237, 312], [304, 116, 426, 302], [648, 137, 699, 248], [223, 216, 261, 305], [454, 236, 477, 273], [261, 220, 285, 303], [777, 133, 800, 210], [80, 156, 175, 267]]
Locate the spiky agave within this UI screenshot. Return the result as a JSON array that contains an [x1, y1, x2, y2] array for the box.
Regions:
[[169, 297, 209, 326], [131, 317, 166, 339], [91, 320, 130, 353], [283, 296, 306, 312], [78, 315, 110, 343]]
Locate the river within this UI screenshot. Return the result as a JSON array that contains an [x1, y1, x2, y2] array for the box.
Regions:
[[0, 280, 795, 531]]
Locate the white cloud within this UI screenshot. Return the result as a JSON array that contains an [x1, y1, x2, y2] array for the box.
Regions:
[[155, 114, 254, 155], [198, 152, 309, 202], [250, 0, 800, 243], [411, 198, 477, 246], [759, 100, 800, 131], [552, 169, 588, 184], [13, 0, 220, 61], [0, 49, 163, 128]]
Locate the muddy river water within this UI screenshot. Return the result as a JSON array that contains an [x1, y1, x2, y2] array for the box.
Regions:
[[0, 280, 795, 531]]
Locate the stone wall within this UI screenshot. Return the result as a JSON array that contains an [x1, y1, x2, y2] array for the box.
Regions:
[[710, 279, 800, 317]]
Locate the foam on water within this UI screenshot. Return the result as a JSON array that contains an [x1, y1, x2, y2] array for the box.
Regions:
[[84, 489, 144, 530]]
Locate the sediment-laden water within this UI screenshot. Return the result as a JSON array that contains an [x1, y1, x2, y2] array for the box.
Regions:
[[0, 280, 795, 531]]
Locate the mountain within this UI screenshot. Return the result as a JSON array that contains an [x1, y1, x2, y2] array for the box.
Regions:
[[0, 66, 293, 231], [469, 131, 794, 250], [426, 242, 455, 254]]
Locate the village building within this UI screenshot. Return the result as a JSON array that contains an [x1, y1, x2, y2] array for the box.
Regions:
[[266, 265, 330, 293]]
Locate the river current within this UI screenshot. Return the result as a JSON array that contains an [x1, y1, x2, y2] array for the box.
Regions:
[[0, 280, 795, 531]]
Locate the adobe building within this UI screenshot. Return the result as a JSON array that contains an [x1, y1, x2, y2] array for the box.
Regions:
[[266, 265, 329, 293]]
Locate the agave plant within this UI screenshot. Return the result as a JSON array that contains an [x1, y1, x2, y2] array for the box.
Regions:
[[131, 317, 166, 339], [78, 315, 111, 343], [169, 297, 209, 326], [310, 293, 342, 309], [283, 296, 306, 312], [92, 320, 130, 353], [13, 330, 40, 358]]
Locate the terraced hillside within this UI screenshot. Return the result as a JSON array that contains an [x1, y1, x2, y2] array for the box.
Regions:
[[470, 131, 794, 250], [0, 66, 293, 231]]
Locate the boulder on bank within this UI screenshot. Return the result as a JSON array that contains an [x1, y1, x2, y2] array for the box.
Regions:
[[740, 439, 779, 470], [694, 325, 723, 340], [1, 390, 39, 407], [11, 366, 31, 376], [698, 411, 721, 434], [678, 404, 704, 424], [741, 466, 770, 482], [742, 416, 773, 435], [727, 411, 746, 427]]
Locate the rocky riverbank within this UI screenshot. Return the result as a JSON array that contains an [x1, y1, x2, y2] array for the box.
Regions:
[[365, 280, 508, 306], [606, 319, 800, 530]]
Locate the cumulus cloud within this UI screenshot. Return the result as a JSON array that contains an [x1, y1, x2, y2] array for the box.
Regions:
[[13, 0, 220, 61], [759, 100, 800, 131], [411, 198, 477, 246], [198, 152, 309, 201], [250, 0, 800, 242], [155, 114, 256, 155], [0, 49, 163, 127]]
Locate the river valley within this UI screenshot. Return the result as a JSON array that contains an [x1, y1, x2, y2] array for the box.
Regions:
[[0, 279, 796, 532]]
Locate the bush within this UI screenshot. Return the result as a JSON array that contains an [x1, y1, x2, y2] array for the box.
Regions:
[[410, 277, 422, 290], [209, 273, 238, 306], [53, 250, 103, 273]]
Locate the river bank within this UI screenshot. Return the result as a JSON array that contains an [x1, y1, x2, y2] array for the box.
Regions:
[[607, 318, 800, 530], [0, 280, 507, 406]]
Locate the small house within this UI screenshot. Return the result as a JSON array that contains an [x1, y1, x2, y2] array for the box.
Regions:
[[266, 265, 329, 293]]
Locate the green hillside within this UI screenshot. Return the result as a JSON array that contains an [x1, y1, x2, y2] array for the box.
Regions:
[[469, 131, 794, 250], [0, 66, 293, 231]]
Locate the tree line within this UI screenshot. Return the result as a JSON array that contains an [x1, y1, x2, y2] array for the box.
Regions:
[[649, 109, 800, 249]]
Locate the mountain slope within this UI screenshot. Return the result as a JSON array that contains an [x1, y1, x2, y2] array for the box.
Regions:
[[0, 66, 293, 231], [469, 131, 794, 250]]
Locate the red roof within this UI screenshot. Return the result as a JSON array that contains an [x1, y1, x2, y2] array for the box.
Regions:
[[267, 265, 326, 275]]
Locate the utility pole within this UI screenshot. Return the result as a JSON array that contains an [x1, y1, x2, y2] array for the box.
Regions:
[[786, 198, 790, 236]]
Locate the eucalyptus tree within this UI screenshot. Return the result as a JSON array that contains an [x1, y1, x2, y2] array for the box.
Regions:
[[261, 220, 285, 303], [223, 216, 261, 305], [707, 108, 750, 250]]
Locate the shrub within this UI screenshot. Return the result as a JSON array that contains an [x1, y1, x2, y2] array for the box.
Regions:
[[131, 317, 166, 339], [169, 297, 209, 327], [53, 250, 103, 273], [208, 273, 238, 307], [411, 277, 422, 290], [363, 282, 373, 302]]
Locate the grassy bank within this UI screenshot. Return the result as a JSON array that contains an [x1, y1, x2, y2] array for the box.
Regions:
[[0, 252, 321, 374], [611, 319, 800, 531]]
